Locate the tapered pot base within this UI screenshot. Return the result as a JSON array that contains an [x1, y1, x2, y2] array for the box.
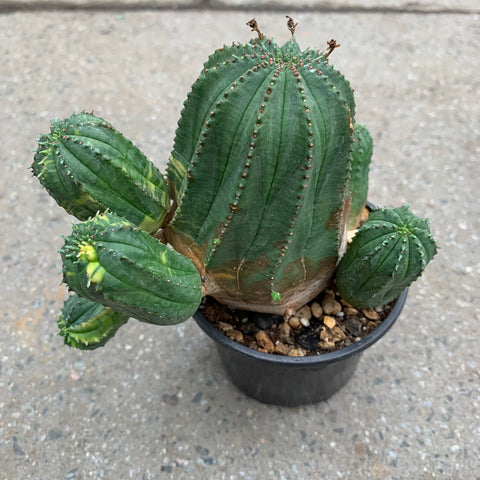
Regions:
[[193, 289, 408, 406]]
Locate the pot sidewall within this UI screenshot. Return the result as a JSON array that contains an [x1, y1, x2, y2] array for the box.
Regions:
[[193, 289, 408, 406]]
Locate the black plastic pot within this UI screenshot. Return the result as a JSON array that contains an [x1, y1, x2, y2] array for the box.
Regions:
[[193, 288, 408, 406]]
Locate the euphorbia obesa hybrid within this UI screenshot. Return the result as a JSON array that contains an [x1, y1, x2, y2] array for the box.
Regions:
[[31, 19, 437, 349]]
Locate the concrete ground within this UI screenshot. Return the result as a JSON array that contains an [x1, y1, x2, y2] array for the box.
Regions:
[[1, 1, 479, 479]]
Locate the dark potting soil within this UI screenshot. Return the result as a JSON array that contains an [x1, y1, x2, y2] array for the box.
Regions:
[[198, 288, 395, 357]]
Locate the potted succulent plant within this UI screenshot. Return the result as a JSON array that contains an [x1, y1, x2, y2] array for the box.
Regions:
[[31, 18, 437, 405]]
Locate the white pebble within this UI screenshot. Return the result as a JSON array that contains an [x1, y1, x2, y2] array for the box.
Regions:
[[300, 317, 310, 327]]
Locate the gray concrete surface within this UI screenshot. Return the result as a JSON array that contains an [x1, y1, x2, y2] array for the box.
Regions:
[[1, 0, 480, 12], [1, 5, 479, 480]]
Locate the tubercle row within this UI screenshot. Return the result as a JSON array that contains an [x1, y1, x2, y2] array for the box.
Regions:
[[36, 130, 165, 220], [171, 47, 276, 234], [52, 115, 164, 185], [262, 64, 318, 295], [202, 66, 275, 267], [202, 61, 316, 295], [294, 60, 354, 262], [61, 219, 200, 321]]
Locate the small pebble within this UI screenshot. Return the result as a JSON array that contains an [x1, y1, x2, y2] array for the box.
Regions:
[[278, 321, 292, 343], [227, 329, 243, 342], [320, 329, 331, 342], [323, 316, 336, 329], [253, 313, 278, 330], [322, 291, 342, 315], [296, 305, 312, 321], [255, 330, 274, 353], [218, 321, 233, 332], [362, 308, 379, 320], [288, 348, 305, 357], [346, 318, 363, 336], [300, 317, 311, 327], [331, 326, 346, 342], [323, 300, 342, 315], [311, 301, 323, 318], [344, 307, 358, 316], [288, 316, 301, 329], [274, 341, 290, 355]]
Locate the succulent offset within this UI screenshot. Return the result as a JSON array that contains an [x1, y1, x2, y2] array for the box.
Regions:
[[31, 20, 437, 349], [59, 211, 202, 325], [32, 112, 170, 233], [58, 293, 129, 350], [336, 205, 437, 308]]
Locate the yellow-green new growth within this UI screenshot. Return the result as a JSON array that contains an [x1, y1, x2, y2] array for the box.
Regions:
[[60, 211, 202, 325], [58, 293, 129, 350]]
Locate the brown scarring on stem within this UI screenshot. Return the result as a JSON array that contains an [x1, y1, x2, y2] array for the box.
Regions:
[[246, 18, 264, 40]]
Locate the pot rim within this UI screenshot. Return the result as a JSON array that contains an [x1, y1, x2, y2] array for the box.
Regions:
[[193, 288, 408, 367]]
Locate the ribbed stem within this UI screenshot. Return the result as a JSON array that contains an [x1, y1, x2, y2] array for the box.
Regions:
[[166, 37, 354, 313], [61, 211, 202, 325], [32, 113, 169, 233], [336, 205, 438, 308]]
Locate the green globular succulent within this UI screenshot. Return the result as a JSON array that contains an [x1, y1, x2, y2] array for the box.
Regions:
[[32, 19, 437, 349], [166, 33, 358, 313], [336, 205, 438, 308], [31, 112, 169, 234], [58, 293, 129, 350]]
